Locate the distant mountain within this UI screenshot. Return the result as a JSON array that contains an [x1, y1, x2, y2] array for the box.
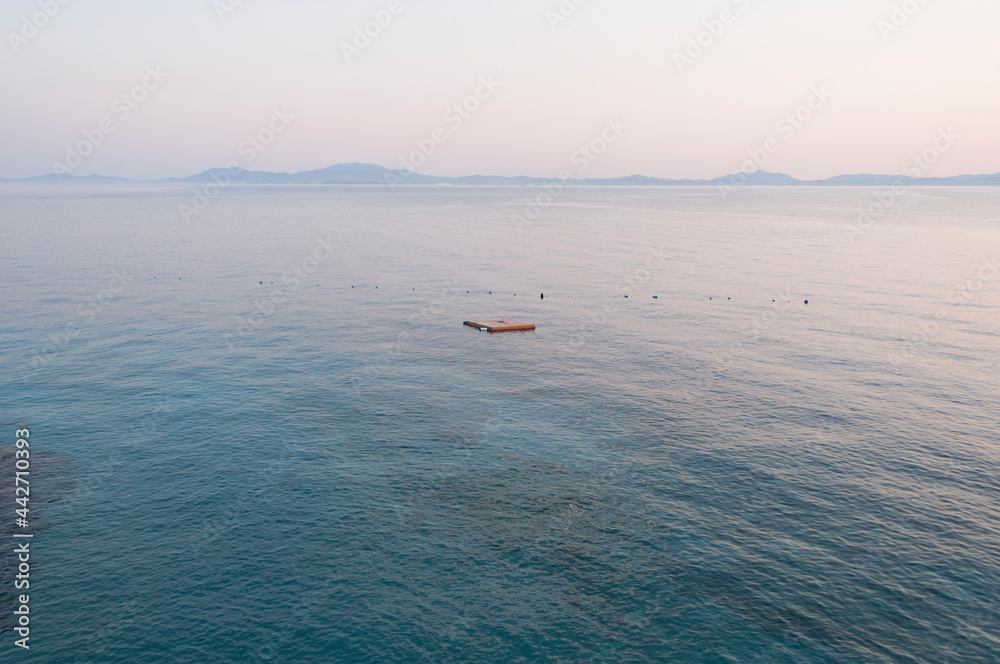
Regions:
[[3, 163, 1000, 186], [159, 163, 415, 186], [819, 172, 1000, 186], [818, 173, 903, 186]]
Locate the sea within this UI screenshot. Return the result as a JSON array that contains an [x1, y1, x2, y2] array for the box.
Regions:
[[1, 185, 998, 663]]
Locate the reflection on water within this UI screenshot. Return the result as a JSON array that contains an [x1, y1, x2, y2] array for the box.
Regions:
[[0, 185, 998, 663]]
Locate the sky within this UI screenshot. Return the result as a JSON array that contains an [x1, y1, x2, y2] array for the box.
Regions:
[[1, 0, 998, 180]]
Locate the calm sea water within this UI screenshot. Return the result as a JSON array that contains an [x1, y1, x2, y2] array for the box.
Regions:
[[1, 185, 998, 663]]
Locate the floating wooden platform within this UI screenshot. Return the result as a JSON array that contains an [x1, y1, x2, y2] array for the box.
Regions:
[[464, 318, 536, 333]]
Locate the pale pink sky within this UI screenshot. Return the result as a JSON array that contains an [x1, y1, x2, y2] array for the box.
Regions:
[[1, 0, 998, 180]]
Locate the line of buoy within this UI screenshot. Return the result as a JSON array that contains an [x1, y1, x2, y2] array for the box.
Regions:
[[252, 283, 810, 307]]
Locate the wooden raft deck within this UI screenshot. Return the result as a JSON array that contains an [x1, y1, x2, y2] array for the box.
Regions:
[[464, 319, 536, 333]]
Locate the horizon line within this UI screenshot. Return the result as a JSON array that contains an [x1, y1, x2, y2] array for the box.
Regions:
[[4, 161, 1000, 185]]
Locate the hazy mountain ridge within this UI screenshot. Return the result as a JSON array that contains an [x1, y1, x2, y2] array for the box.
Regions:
[[4, 163, 1000, 186]]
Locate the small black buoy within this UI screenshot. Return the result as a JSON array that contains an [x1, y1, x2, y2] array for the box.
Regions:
[[541, 293, 544, 300], [805, 300, 809, 305]]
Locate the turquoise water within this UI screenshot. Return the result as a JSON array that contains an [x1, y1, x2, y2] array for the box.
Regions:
[[1, 185, 999, 663]]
